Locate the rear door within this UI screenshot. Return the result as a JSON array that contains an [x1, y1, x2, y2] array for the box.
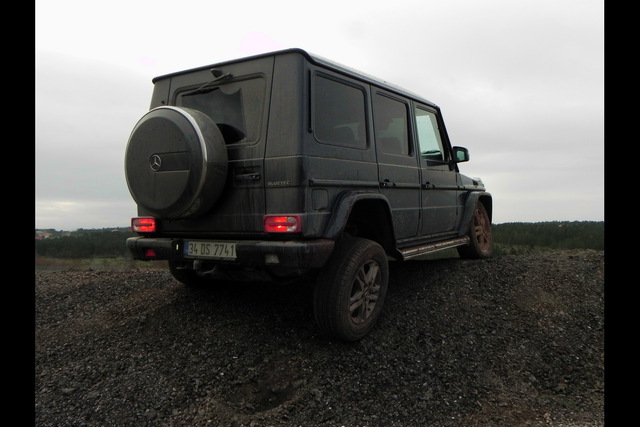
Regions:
[[170, 56, 275, 233], [373, 90, 420, 240]]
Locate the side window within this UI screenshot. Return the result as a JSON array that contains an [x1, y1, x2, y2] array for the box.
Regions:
[[313, 74, 367, 148], [373, 93, 411, 156], [415, 107, 446, 162]]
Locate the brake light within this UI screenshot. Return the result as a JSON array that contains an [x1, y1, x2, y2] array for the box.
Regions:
[[264, 215, 301, 233], [132, 217, 156, 233]]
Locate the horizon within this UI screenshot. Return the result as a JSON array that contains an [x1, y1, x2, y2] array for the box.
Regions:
[[35, 219, 606, 233]]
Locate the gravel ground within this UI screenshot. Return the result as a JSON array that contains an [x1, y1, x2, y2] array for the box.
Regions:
[[35, 250, 604, 426]]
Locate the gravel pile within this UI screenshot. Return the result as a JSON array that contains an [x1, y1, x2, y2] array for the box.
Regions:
[[35, 250, 604, 426]]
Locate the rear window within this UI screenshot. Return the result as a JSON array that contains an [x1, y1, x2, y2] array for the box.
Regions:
[[313, 74, 367, 149], [176, 76, 265, 145]]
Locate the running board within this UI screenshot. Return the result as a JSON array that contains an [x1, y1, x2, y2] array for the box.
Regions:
[[398, 236, 470, 260]]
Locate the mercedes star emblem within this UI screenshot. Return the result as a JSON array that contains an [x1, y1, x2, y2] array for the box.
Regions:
[[150, 154, 162, 171]]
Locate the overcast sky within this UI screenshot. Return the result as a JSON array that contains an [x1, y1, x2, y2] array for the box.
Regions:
[[35, 0, 604, 231]]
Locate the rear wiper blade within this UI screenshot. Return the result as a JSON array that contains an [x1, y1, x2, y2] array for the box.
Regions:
[[182, 69, 232, 96]]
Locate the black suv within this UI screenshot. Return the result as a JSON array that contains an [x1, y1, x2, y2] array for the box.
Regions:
[[125, 48, 492, 341]]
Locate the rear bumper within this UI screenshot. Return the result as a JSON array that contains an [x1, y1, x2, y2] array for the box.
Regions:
[[126, 236, 335, 269]]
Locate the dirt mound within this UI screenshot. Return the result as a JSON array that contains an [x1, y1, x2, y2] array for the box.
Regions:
[[35, 250, 604, 426]]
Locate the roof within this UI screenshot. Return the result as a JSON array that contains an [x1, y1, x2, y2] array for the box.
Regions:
[[152, 48, 438, 108]]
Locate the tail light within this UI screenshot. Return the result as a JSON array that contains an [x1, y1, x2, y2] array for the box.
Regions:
[[264, 215, 301, 233], [144, 249, 157, 257], [132, 217, 156, 233]]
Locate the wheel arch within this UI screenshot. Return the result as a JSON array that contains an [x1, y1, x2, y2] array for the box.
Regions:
[[458, 191, 493, 236], [323, 191, 396, 254]]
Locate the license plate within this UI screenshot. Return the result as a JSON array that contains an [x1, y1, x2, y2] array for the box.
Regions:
[[184, 241, 237, 260]]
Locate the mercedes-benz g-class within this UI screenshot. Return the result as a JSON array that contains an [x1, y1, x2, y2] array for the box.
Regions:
[[125, 48, 493, 341]]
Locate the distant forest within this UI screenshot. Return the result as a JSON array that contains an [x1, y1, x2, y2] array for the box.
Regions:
[[492, 221, 603, 254], [35, 221, 604, 260]]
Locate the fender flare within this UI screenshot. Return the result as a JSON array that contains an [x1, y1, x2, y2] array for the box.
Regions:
[[458, 191, 493, 236], [323, 191, 395, 243]]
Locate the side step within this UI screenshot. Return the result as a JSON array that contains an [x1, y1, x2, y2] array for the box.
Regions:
[[398, 236, 470, 260]]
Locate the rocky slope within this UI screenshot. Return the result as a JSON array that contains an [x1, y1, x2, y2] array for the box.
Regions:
[[35, 250, 605, 426]]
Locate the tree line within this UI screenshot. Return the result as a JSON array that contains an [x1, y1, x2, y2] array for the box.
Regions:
[[35, 221, 604, 260], [492, 221, 604, 252], [35, 228, 137, 259]]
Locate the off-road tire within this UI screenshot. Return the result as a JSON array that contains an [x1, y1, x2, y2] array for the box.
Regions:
[[457, 202, 493, 259], [313, 236, 389, 342]]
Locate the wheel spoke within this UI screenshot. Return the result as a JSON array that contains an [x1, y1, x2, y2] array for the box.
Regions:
[[349, 261, 381, 323], [471, 208, 491, 249]]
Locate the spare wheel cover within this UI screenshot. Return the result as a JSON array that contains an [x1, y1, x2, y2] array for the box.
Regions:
[[125, 106, 228, 219]]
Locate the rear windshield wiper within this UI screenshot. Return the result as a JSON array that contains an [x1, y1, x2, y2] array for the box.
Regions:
[[182, 69, 232, 96]]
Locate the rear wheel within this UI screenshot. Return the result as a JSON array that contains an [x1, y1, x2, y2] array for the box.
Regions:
[[313, 236, 389, 341], [457, 202, 493, 259]]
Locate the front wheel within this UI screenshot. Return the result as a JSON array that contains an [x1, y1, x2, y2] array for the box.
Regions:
[[313, 236, 389, 342], [457, 202, 493, 259]]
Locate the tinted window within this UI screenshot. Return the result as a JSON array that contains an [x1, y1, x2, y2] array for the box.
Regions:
[[177, 76, 265, 144], [314, 74, 367, 148], [373, 93, 410, 156], [415, 107, 446, 162]]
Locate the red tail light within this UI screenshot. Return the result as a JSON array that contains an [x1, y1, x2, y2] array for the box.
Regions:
[[144, 249, 157, 257], [264, 215, 301, 233], [132, 217, 156, 233]]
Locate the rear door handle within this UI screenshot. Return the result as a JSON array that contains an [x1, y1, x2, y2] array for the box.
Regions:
[[422, 181, 435, 189]]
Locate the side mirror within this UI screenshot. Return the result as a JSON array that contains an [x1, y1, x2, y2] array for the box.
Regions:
[[453, 146, 469, 163]]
